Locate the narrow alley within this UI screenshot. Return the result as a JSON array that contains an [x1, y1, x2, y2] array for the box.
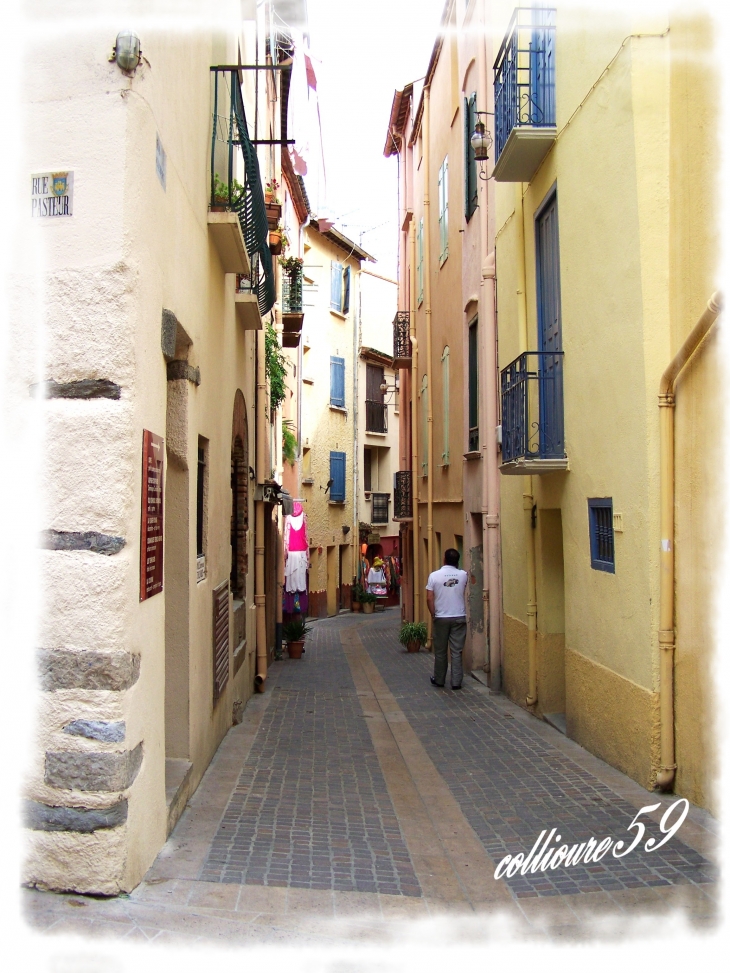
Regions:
[[24, 610, 718, 949]]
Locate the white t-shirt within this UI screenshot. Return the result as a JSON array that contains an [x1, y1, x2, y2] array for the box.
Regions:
[[426, 565, 468, 618]]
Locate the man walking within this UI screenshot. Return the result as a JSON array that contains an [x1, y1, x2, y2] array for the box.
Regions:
[[426, 548, 468, 690]]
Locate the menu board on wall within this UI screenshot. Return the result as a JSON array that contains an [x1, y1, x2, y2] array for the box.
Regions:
[[140, 430, 164, 601]]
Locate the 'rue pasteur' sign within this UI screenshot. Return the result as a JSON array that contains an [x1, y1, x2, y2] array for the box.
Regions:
[[31, 171, 74, 218], [140, 430, 164, 601]]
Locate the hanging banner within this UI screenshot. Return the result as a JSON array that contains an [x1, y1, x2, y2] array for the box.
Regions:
[[140, 430, 164, 601]]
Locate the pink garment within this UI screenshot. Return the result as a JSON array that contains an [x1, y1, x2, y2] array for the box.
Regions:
[[285, 512, 308, 553]]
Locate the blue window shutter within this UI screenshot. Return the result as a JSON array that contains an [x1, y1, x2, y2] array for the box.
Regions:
[[330, 356, 345, 407], [330, 451, 346, 502], [342, 266, 351, 314], [330, 261, 342, 311]]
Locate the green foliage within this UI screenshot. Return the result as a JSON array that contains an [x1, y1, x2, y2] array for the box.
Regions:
[[265, 322, 289, 414], [282, 420, 297, 466], [351, 582, 366, 603], [360, 590, 377, 604], [279, 255, 304, 271], [398, 621, 428, 646], [212, 173, 245, 208], [282, 617, 312, 642]]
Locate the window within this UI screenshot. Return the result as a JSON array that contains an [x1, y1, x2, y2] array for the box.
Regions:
[[441, 346, 450, 465], [197, 438, 208, 558], [371, 493, 389, 525], [417, 217, 424, 306], [588, 499, 615, 573], [421, 374, 429, 475], [329, 451, 346, 503], [438, 157, 449, 264], [330, 261, 350, 314], [363, 447, 372, 493], [330, 355, 345, 407], [330, 260, 343, 311], [468, 319, 479, 451], [365, 363, 387, 433], [464, 93, 478, 221]]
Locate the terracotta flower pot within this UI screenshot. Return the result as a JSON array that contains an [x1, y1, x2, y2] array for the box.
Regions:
[[351, 602, 362, 613], [407, 641, 420, 653], [269, 232, 282, 255], [287, 639, 304, 659], [362, 602, 374, 614]]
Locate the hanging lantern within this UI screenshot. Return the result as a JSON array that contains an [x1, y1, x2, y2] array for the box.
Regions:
[[470, 119, 492, 162]]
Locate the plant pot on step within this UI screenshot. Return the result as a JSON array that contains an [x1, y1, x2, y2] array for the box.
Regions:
[[407, 641, 421, 653], [362, 602, 374, 614], [351, 601, 362, 613], [287, 639, 304, 659]]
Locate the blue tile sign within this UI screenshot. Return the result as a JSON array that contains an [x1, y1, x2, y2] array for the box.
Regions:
[[31, 171, 74, 217]]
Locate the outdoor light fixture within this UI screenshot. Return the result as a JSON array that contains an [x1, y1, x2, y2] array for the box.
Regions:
[[470, 113, 494, 180], [379, 378, 400, 402], [110, 31, 142, 73]]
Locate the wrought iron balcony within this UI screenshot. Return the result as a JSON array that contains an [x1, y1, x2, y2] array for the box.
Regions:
[[282, 260, 304, 314], [365, 400, 388, 434], [393, 311, 412, 368], [393, 471, 413, 520], [210, 67, 275, 314], [500, 351, 568, 474], [493, 7, 556, 182]]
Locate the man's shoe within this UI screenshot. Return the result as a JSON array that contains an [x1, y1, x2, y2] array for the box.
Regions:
[[451, 684, 462, 690], [430, 676, 445, 687]]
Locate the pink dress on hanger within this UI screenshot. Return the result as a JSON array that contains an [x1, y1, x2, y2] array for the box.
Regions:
[[284, 502, 309, 600]]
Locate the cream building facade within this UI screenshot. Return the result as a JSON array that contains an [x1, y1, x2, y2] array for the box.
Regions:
[[17, 1, 314, 894]]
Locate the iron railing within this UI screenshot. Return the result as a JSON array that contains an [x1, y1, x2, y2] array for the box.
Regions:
[[494, 7, 556, 161], [365, 400, 388, 434], [210, 67, 275, 316], [393, 311, 412, 362], [394, 471, 413, 520], [282, 260, 304, 314], [501, 351, 565, 462]]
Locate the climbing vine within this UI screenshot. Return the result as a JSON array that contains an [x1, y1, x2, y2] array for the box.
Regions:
[[265, 322, 288, 414]]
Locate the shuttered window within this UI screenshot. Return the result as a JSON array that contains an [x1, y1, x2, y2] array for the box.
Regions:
[[441, 346, 450, 465], [417, 218, 424, 306], [468, 319, 479, 451], [464, 93, 478, 221], [438, 157, 449, 264], [212, 580, 230, 701], [342, 266, 351, 314], [330, 356, 345, 407], [330, 260, 343, 311], [330, 451, 346, 503], [588, 499, 615, 573]]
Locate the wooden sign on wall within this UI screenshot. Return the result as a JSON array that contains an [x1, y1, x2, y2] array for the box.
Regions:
[[140, 430, 165, 601]]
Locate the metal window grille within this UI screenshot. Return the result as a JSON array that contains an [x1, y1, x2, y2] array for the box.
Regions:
[[588, 499, 615, 573], [394, 471, 413, 520], [371, 493, 390, 525]]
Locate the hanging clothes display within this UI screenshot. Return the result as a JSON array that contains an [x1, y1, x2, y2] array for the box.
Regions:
[[283, 502, 309, 613]]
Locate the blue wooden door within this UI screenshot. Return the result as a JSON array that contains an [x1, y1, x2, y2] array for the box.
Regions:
[[535, 192, 563, 458]]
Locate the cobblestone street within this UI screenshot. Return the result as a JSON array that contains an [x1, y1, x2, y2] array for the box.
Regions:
[[23, 610, 720, 954]]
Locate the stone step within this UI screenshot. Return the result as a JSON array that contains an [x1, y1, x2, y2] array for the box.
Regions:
[[543, 711, 567, 735], [165, 758, 193, 837]]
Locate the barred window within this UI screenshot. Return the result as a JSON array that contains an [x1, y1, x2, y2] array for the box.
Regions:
[[371, 493, 390, 525], [588, 498, 615, 573]]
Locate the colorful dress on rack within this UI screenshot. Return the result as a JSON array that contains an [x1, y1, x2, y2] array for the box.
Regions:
[[283, 502, 309, 613]]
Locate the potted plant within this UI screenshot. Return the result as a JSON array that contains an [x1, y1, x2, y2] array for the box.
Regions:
[[351, 582, 365, 613], [282, 617, 312, 659], [269, 221, 284, 255], [211, 173, 245, 211], [398, 621, 428, 653], [360, 590, 377, 614], [265, 179, 282, 227], [264, 178, 280, 204]]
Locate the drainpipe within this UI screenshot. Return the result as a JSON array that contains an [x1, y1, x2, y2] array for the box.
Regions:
[[353, 262, 360, 585], [254, 327, 268, 692], [514, 182, 538, 706], [655, 291, 722, 790], [423, 84, 435, 646], [409, 218, 421, 624]]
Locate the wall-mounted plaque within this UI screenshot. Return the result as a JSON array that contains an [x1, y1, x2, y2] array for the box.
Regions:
[[31, 171, 74, 218], [140, 430, 164, 601]]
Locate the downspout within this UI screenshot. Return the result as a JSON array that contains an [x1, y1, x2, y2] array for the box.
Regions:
[[353, 261, 360, 583], [254, 327, 268, 692], [515, 182, 538, 707], [423, 83, 435, 646], [409, 218, 421, 624], [655, 291, 722, 790]]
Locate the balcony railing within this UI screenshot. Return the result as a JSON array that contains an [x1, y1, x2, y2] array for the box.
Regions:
[[493, 7, 556, 180], [365, 400, 388, 434], [282, 260, 304, 314], [500, 351, 567, 472], [393, 311, 412, 367], [394, 471, 413, 520], [210, 67, 275, 316]]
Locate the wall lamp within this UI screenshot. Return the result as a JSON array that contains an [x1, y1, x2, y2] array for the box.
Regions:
[[470, 112, 494, 180], [110, 31, 142, 73], [379, 378, 399, 402]]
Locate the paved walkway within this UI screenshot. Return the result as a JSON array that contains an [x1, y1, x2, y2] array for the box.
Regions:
[[23, 610, 720, 951]]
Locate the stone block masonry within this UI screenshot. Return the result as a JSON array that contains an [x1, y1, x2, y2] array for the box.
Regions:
[[39, 530, 125, 555], [38, 649, 140, 692], [63, 720, 126, 743], [23, 799, 128, 833], [45, 742, 143, 792]]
